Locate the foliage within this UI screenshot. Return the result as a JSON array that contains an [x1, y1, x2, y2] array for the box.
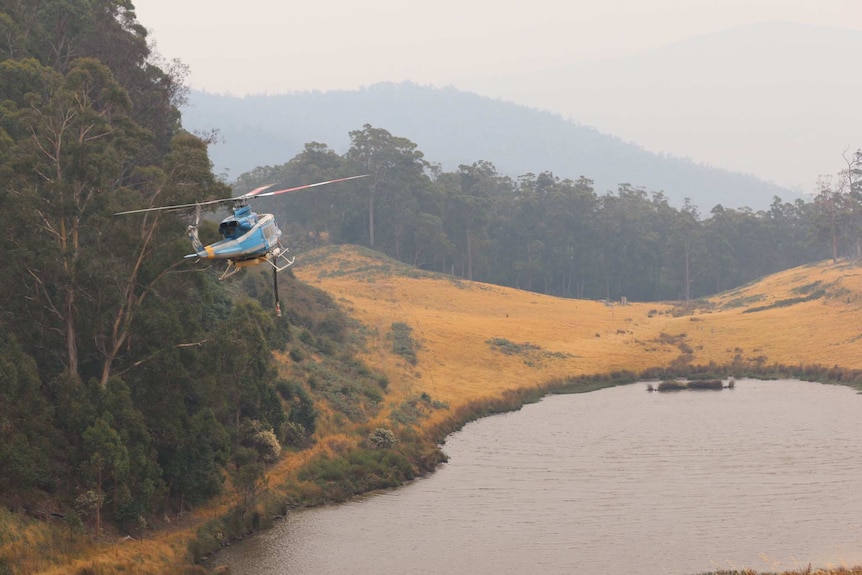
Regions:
[[367, 427, 398, 449], [1, 3, 861, 574], [297, 448, 417, 500], [486, 337, 542, 355], [742, 290, 826, 313], [234, 143, 862, 303], [485, 337, 573, 367], [389, 393, 448, 426], [276, 380, 318, 445], [0, 0, 303, 540], [651, 379, 724, 391], [0, 336, 55, 494], [388, 321, 419, 365]]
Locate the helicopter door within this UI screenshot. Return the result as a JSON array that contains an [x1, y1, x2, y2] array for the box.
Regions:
[[262, 220, 278, 246]]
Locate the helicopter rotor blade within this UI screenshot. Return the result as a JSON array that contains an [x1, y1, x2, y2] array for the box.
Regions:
[[252, 174, 369, 198], [241, 184, 276, 199], [114, 175, 368, 216], [114, 196, 236, 215]]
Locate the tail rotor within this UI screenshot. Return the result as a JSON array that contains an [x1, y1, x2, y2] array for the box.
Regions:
[[187, 203, 204, 255]]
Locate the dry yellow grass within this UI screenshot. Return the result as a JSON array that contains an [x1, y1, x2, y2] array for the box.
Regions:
[[10, 246, 862, 575], [295, 248, 862, 424]]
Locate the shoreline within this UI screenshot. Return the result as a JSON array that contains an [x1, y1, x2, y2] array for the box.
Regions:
[[202, 369, 862, 575], [195, 361, 862, 567]]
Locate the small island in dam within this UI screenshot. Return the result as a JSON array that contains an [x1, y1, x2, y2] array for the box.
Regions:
[[647, 379, 736, 391]]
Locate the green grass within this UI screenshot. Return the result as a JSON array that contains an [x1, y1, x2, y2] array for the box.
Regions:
[[388, 322, 419, 365], [742, 290, 825, 313], [485, 337, 573, 367]]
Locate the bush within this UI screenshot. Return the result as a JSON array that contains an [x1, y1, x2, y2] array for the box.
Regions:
[[687, 379, 723, 390], [656, 380, 686, 391], [388, 322, 419, 365], [367, 428, 398, 449], [316, 312, 348, 343], [289, 347, 306, 362], [297, 448, 417, 500]]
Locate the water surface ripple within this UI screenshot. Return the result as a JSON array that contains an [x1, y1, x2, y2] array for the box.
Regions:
[[214, 379, 862, 575]]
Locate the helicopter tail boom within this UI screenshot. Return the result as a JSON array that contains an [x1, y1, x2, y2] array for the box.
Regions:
[[187, 223, 206, 257]]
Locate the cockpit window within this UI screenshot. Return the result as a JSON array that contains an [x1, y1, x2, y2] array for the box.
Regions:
[[219, 220, 240, 237]]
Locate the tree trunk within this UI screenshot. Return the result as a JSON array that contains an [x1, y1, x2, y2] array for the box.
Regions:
[[684, 245, 691, 301], [466, 228, 473, 281], [65, 288, 78, 377], [368, 184, 376, 248]]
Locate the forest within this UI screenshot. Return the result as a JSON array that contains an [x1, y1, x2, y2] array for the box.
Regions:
[[0, 0, 337, 535], [0, 0, 861, 551], [237, 131, 861, 303]]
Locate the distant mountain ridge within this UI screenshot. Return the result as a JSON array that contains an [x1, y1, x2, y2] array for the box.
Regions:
[[458, 21, 862, 195], [182, 82, 795, 210]]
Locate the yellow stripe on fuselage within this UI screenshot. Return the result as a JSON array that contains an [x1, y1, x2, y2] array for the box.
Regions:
[[235, 257, 267, 268], [205, 245, 216, 258]]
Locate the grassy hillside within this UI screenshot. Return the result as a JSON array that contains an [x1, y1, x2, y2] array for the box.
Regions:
[[6, 246, 861, 575], [295, 246, 862, 401]]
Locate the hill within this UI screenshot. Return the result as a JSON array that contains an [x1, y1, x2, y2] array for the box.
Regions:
[[6, 247, 862, 574], [463, 21, 862, 196], [182, 83, 795, 210], [293, 247, 862, 411]]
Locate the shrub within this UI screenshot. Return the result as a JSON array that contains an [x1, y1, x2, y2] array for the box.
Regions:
[[656, 380, 686, 391], [316, 311, 348, 343], [377, 375, 389, 390], [687, 379, 723, 390], [289, 347, 306, 362], [367, 428, 398, 449], [388, 322, 419, 365]]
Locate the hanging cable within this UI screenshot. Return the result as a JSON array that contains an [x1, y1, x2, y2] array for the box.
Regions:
[[274, 267, 282, 318]]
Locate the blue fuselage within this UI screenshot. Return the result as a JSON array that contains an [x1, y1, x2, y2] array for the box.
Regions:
[[186, 205, 282, 261]]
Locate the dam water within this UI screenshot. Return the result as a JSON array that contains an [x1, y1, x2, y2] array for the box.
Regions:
[[212, 379, 862, 575]]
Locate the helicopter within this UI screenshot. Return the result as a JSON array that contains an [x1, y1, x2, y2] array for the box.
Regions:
[[115, 174, 368, 315]]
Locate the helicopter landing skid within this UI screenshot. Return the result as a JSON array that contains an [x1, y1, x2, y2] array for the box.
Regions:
[[268, 245, 295, 272], [219, 261, 242, 280], [219, 247, 295, 280]]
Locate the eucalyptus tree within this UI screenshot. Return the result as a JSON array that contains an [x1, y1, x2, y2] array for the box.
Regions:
[[701, 205, 741, 294], [813, 177, 846, 263], [0, 0, 182, 158], [285, 142, 354, 242], [595, 185, 668, 301], [0, 0, 296, 525], [210, 299, 282, 432], [345, 124, 428, 251], [543, 176, 599, 297], [0, 335, 55, 494], [807, 151, 862, 263], [0, 0, 226, 387], [668, 198, 706, 301], [839, 149, 862, 259], [94, 132, 230, 388], [501, 172, 552, 291], [445, 161, 509, 281], [0, 56, 143, 379], [232, 142, 356, 247]]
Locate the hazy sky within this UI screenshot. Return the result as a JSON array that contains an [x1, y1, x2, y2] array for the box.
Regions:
[[133, 0, 862, 190], [133, 0, 861, 95]]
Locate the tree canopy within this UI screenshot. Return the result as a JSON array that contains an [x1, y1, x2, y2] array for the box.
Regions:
[[0, 0, 338, 532], [238, 134, 860, 303], [2, 0, 860, 545]]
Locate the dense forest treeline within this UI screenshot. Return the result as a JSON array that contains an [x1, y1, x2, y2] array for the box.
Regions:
[[237, 129, 861, 302], [0, 0, 392, 541]]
